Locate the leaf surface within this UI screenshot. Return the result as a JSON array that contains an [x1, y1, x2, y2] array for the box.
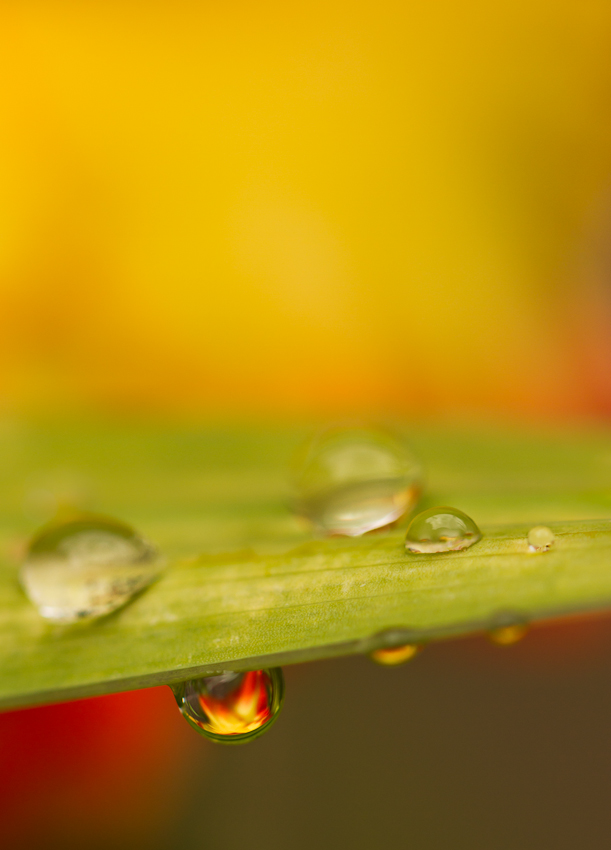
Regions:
[[1, 419, 611, 708]]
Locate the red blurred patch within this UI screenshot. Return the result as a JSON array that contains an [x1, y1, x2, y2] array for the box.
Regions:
[[0, 686, 198, 848]]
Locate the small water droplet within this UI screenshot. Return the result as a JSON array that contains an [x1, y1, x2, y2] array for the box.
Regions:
[[527, 525, 555, 552], [488, 612, 529, 645], [293, 425, 422, 536], [488, 624, 529, 645], [405, 506, 481, 553], [370, 644, 421, 665], [20, 513, 162, 623], [172, 669, 284, 743]]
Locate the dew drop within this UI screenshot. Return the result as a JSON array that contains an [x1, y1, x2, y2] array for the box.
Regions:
[[527, 525, 555, 552], [370, 644, 421, 665], [293, 425, 422, 536], [488, 611, 529, 646], [488, 624, 528, 645], [172, 668, 284, 743], [20, 512, 162, 623], [405, 506, 481, 553]]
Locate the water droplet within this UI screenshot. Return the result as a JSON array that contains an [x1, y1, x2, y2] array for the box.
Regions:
[[527, 525, 555, 552], [172, 668, 284, 743], [293, 425, 422, 536], [405, 506, 481, 553], [488, 624, 528, 645], [20, 513, 162, 623], [488, 611, 529, 645], [370, 644, 421, 665]]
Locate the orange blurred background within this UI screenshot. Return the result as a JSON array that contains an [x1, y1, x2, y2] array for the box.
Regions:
[[2, 2, 611, 847], [1, 1, 611, 419]]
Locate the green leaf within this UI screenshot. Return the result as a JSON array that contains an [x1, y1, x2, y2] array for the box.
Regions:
[[1, 418, 611, 709]]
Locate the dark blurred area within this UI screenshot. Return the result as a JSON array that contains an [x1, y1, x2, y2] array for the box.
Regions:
[[4, 616, 611, 850]]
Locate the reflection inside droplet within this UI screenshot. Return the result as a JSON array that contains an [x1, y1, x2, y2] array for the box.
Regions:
[[293, 425, 422, 536], [172, 668, 284, 743], [20, 512, 162, 623], [488, 611, 529, 646], [370, 644, 421, 665], [405, 506, 481, 553], [488, 624, 528, 645]]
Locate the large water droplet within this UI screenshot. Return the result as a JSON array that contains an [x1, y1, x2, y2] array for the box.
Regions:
[[172, 668, 284, 743], [293, 426, 421, 536], [370, 644, 421, 665], [405, 506, 481, 553], [20, 513, 162, 623], [527, 525, 555, 552]]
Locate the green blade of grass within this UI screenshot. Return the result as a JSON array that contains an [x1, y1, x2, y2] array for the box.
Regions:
[[1, 418, 611, 709]]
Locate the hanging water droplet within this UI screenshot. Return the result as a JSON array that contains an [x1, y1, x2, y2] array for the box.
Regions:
[[20, 512, 162, 623], [488, 612, 529, 645], [172, 668, 284, 743], [527, 525, 555, 552], [293, 425, 422, 536], [488, 623, 528, 645], [405, 506, 481, 553], [370, 644, 421, 665]]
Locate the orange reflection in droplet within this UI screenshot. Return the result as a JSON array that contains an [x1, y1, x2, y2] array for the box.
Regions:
[[488, 624, 528, 646], [370, 644, 421, 666], [198, 671, 274, 737]]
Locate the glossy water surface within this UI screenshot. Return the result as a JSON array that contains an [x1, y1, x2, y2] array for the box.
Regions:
[[405, 506, 481, 553], [527, 526, 555, 552], [293, 426, 421, 536], [20, 513, 161, 623], [172, 668, 285, 743]]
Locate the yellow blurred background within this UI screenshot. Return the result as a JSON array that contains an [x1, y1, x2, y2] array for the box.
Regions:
[[2, 0, 611, 419]]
